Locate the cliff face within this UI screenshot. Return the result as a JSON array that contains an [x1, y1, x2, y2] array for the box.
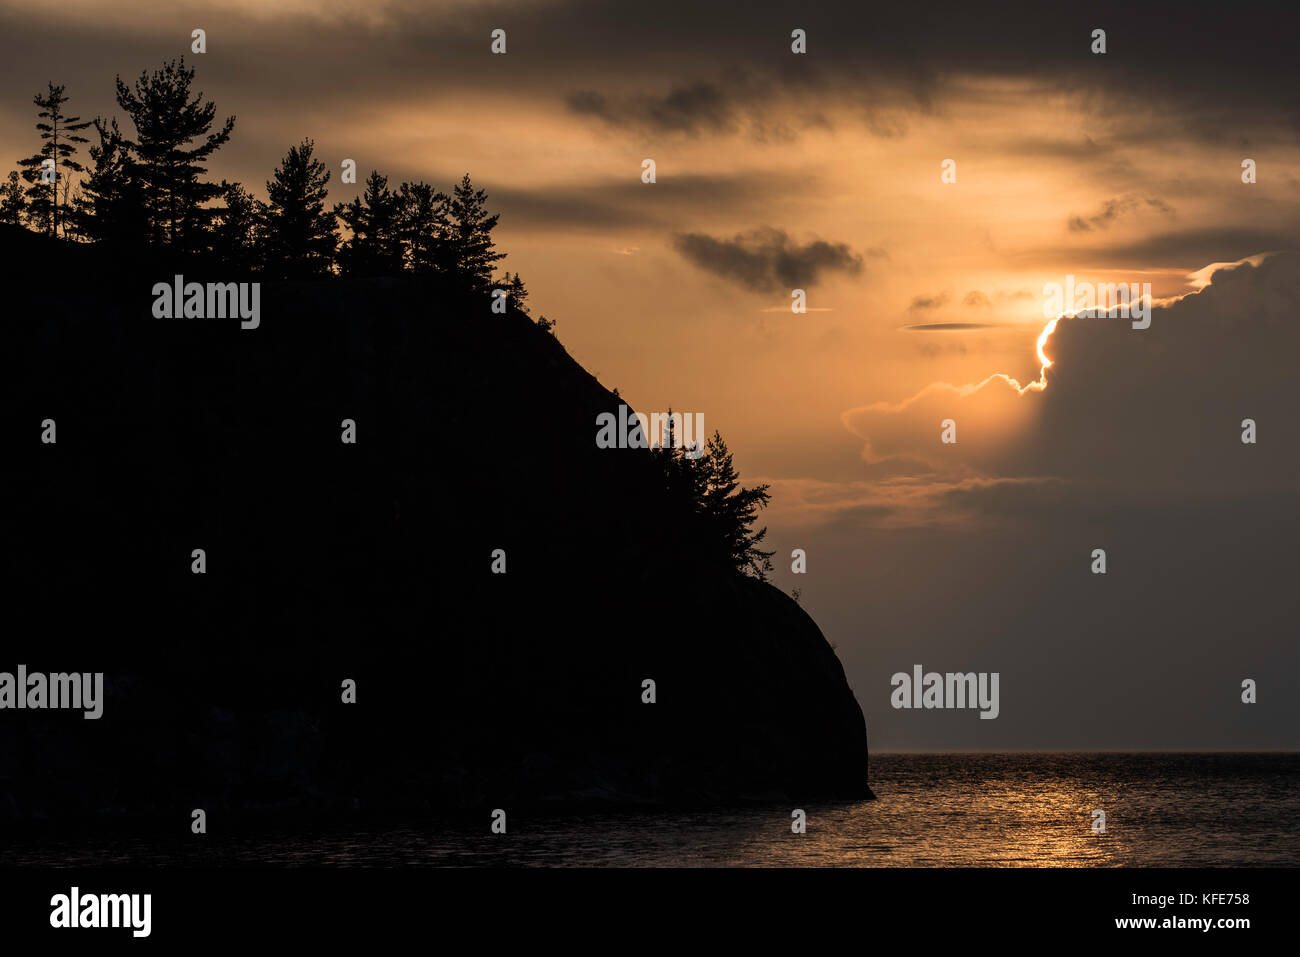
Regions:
[[0, 225, 872, 823]]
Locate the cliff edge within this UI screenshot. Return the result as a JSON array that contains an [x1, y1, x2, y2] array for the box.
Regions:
[[0, 224, 873, 823]]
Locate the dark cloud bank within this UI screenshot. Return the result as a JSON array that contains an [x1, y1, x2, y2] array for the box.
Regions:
[[673, 226, 870, 291]]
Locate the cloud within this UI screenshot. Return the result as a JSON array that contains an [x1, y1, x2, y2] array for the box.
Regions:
[[1067, 195, 1175, 232], [480, 170, 820, 233], [5, 0, 1300, 159], [907, 291, 951, 312], [565, 90, 608, 118], [1096, 227, 1300, 268], [963, 290, 993, 307], [841, 252, 1300, 517], [567, 82, 740, 135], [672, 226, 867, 291], [842, 373, 1036, 477], [1025, 226, 1300, 270], [903, 322, 1001, 331], [760, 474, 1064, 529]]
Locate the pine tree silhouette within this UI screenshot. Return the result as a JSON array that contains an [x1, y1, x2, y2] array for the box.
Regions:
[[700, 431, 774, 580], [333, 170, 402, 277], [0, 171, 27, 226], [395, 180, 450, 275], [3, 60, 531, 301], [113, 57, 235, 251], [651, 422, 774, 580], [263, 139, 337, 279], [17, 83, 92, 238], [71, 118, 148, 246], [5, 64, 539, 312], [210, 180, 263, 271], [448, 173, 504, 291], [497, 271, 529, 314]]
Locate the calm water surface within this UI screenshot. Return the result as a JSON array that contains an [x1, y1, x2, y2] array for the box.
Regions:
[[7, 753, 1298, 867]]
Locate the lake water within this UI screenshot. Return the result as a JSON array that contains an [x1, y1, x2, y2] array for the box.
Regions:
[[7, 753, 1298, 867]]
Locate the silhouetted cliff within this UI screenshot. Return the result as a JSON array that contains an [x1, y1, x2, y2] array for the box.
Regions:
[[0, 224, 872, 829]]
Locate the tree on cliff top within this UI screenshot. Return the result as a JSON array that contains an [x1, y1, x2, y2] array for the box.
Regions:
[[334, 169, 403, 277], [654, 419, 774, 581], [114, 57, 235, 251], [17, 83, 92, 238], [447, 173, 504, 291], [263, 139, 337, 278], [71, 118, 148, 246], [0, 171, 27, 226]]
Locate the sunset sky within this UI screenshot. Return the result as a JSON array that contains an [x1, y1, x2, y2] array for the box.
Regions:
[[3, 0, 1297, 750]]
